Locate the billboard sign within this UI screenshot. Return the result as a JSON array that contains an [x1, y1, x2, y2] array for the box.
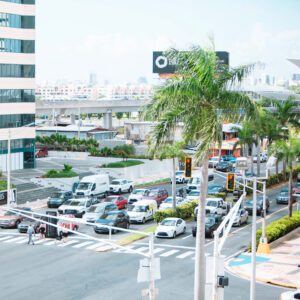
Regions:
[[0, 189, 17, 205], [153, 51, 229, 74]]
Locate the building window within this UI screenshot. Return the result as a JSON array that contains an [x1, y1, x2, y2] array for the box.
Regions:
[[0, 38, 34, 53], [0, 114, 35, 128], [0, 13, 35, 29], [0, 0, 35, 3], [0, 64, 35, 78], [0, 89, 35, 103]]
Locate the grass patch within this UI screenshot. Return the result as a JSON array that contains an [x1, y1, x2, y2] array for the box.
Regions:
[[102, 160, 144, 168], [0, 180, 15, 191], [117, 225, 157, 246], [135, 177, 171, 188]]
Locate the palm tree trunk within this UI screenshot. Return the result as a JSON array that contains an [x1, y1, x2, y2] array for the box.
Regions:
[[275, 160, 279, 175], [257, 138, 261, 177], [288, 162, 293, 218], [250, 144, 254, 174], [172, 158, 176, 211], [283, 160, 287, 180], [194, 155, 208, 300]]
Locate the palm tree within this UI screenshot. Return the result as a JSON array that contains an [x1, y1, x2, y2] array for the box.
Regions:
[[269, 137, 300, 217], [148, 141, 186, 210], [145, 45, 257, 300]]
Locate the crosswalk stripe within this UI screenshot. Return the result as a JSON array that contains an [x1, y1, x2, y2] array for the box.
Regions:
[[16, 238, 30, 244], [153, 248, 165, 254], [4, 237, 26, 243], [160, 249, 180, 257], [33, 239, 48, 244], [112, 245, 135, 253], [44, 240, 57, 246], [72, 241, 94, 248], [86, 242, 104, 250], [57, 240, 79, 247], [134, 246, 149, 253], [0, 236, 13, 241], [176, 251, 194, 259]]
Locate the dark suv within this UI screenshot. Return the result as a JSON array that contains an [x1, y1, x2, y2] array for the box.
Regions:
[[47, 191, 73, 208], [142, 188, 168, 206]]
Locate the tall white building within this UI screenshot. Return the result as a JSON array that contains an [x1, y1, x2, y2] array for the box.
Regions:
[[0, 0, 36, 172]]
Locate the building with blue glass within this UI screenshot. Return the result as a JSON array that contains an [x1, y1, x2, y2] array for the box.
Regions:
[[0, 0, 35, 171]]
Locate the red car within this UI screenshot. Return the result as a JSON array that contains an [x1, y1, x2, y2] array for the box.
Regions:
[[57, 215, 79, 233], [141, 188, 168, 206], [35, 147, 48, 158], [106, 195, 128, 210], [293, 183, 300, 195]]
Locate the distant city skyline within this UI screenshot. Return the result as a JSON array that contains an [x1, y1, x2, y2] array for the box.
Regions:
[[36, 0, 300, 84]]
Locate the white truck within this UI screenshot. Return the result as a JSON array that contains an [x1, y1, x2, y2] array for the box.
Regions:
[[75, 174, 110, 197], [127, 199, 157, 224], [194, 197, 229, 220], [109, 179, 134, 194], [58, 198, 99, 218]]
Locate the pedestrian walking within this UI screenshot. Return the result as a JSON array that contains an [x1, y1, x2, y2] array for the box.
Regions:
[[61, 225, 69, 243], [38, 223, 46, 239], [27, 224, 35, 245]]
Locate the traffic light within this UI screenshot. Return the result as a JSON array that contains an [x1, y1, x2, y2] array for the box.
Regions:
[[185, 157, 192, 178], [226, 173, 236, 192]]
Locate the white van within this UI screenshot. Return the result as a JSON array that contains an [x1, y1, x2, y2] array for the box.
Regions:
[[75, 174, 110, 197], [127, 200, 158, 224]]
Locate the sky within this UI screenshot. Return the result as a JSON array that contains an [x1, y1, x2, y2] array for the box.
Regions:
[[36, 0, 300, 85]]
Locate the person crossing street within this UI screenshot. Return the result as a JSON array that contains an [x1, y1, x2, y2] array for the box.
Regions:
[[27, 224, 35, 245]]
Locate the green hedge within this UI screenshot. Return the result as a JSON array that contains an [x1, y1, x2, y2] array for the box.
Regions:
[[0, 180, 15, 191], [102, 160, 144, 168], [154, 200, 198, 223], [252, 211, 300, 250], [42, 164, 78, 178]]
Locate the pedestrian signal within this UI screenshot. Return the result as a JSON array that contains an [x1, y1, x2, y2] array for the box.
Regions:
[[185, 157, 192, 178], [226, 173, 236, 191]]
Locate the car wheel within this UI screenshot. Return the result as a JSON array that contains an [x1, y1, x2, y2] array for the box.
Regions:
[[238, 221, 241, 227], [112, 229, 116, 234], [118, 189, 122, 195], [128, 186, 132, 193], [183, 227, 186, 234], [192, 232, 196, 237], [126, 223, 130, 229], [245, 217, 248, 224], [15, 220, 20, 228], [142, 218, 146, 224], [74, 226, 78, 231], [172, 231, 177, 238]]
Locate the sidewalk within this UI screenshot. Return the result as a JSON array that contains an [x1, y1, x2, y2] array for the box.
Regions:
[[226, 228, 300, 289]]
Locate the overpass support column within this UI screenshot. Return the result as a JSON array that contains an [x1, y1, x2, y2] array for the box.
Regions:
[[70, 114, 76, 125], [103, 110, 112, 129]]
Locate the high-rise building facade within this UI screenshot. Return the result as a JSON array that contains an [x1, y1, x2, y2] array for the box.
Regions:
[[0, 0, 35, 172]]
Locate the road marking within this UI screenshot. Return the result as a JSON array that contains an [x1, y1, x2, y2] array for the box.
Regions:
[[43, 240, 57, 246], [57, 240, 79, 247], [16, 238, 31, 244], [112, 245, 135, 253], [0, 236, 13, 241], [134, 246, 149, 253], [160, 249, 180, 257], [176, 251, 195, 259], [86, 242, 104, 250], [4, 236, 27, 243], [153, 248, 165, 254], [72, 241, 94, 248], [182, 234, 192, 240], [134, 242, 195, 250], [33, 239, 48, 244]]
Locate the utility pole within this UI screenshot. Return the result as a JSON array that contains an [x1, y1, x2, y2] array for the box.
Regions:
[[149, 233, 156, 300], [6, 128, 11, 208], [78, 101, 81, 139], [250, 177, 257, 300]]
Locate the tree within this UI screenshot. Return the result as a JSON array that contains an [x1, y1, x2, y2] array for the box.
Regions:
[[269, 137, 300, 217], [115, 112, 124, 126], [148, 142, 186, 210], [145, 45, 257, 300]]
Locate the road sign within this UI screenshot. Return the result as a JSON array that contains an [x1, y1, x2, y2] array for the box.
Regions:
[[137, 258, 161, 283], [236, 157, 248, 170]]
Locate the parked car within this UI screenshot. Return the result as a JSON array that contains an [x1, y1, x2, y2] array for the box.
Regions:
[[175, 171, 188, 184], [109, 179, 133, 194], [221, 155, 236, 163], [293, 183, 300, 195], [83, 202, 118, 223], [58, 198, 99, 217], [35, 147, 48, 158], [185, 190, 200, 202], [18, 214, 46, 233], [159, 197, 185, 210], [280, 289, 300, 300], [105, 195, 128, 210], [192, 214, 222, 238], [94, 211, 130, 233], [244, 196, 270, 215], [142, 188, 168, 206], [176, 186, 187, 198], [57, 215, 79, 235], [233, 208, 248, 226], [186, 173, 214, 193], [128, 189, 150, 204], [127, 200, 157, 224], [0, 207, 32, 228], [233, 188, 244, 201], [253, 153, 268, 163], [297, 173, 300, 183], [276, 190, 289, 204], [205, 198, 229, 215], [208, 156, 219, 168], [155, 217, 186, 238], [207, 184, 226, 195], [47, 191, 73, 208], [216, 161, 234, 172]]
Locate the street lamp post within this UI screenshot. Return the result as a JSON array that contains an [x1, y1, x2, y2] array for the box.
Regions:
[[6, 128, 11, 209]]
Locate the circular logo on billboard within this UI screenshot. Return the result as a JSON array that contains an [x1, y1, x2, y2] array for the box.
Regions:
[[155, 56, 168, 69]]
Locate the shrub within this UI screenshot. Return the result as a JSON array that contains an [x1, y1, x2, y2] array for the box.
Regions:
[[154, 200, 198, 223], [43, 165, 78, 178], [102, 160, 144, 168]]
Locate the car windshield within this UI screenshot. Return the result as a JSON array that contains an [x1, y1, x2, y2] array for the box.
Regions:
[[205, 218, 215, 225], [108, 196, 119, 202], [63, 200, 73, 205], [111, 180, 121, 185], [295, 184, 300, 188], [131, 205, 147, 212], [163, 198, 172, 203], [132, 189, 146, 195], [245, 200, 253, 206], [51, 192, 64, 198], [148, 191, 158, 197], [77, 182, 92, 190], [102, 214, 117, 221], [87, 205, 104, 213], [188, 177, 200, 184], [161, 219, 176, 226], [176, 171, 184, 176], [206, 200, 218, 207], [189, 191, 200, 196], [210, 157, 218, 161], [280, 192, 288, 196], [4, 211, 16, 216], [70, 200, 85, 206]]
